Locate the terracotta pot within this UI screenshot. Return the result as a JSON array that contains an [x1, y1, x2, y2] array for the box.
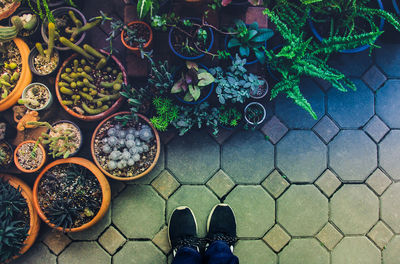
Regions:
[[0, 1, 20, 20], [91, 111, 161, 181], [121, 21, 153, 54], [0, 38, 32, 112], [14, 140, 46, 173], [0, 174, 40, 263], [32, 157, 111, 232], [55, 49, 127, 121]]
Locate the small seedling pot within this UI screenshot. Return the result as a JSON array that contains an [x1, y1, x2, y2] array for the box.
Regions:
[[0, 140, 13, 168], [8, 9, 40, 38], [249, 77, 269, 100], [244, 102, 266, 126], [28, 44, 60, 76], [21, 82, 53, 111], [48, 120, 83, 158], [121, 21, 153, 55], [14, 140, 47, 173]]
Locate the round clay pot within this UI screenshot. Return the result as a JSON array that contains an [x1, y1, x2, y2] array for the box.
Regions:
[[33, 157, 111, 232], [91, 111, 161, 181], [28, 44, 60, 76], [55, 49, 127, 121], [14, 140, 46, 173], [0, 38, 32, 112], [21, 82, 53, 111], [121, 21, 153, 55], [0, 174, 40, 263], [0, 1, 20, 20]]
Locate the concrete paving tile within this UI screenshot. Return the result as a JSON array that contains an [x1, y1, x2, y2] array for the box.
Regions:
[[167, 131, 220, 184], [362, 65, 387, 91], [263, 224, 291, 252], [328, 78, 374, 128], [376, 80, 400, 128], [58, 242, 110, 264], [130, 145, 165, 185], [329, 50, 373, 77], [275, 78, 325, 129], [68, 208, 111, 240], [312, 115, 340, 144], [366, 168, 392, 195], [152, 226, 171, 254], [382, 236, 400, 264], [375, 44, 400, 77], [381, 182, 400, 233], [12, 242, 56, 264], [331, 185, 379, 235], [222, 130, 274, 184], [234, 240, 277, 264], [167, 186, 219, 237], [113, 241, 166, 264], [363, 115, 390, 143], [315, 223, 343, 251], [206, 170, 236, 199], [277, 131, 327, 183], [98, 226, 126, 255], [329, 130, 377, 182], [261, 170, 290, 199], [151, 170, 180, 200], [260, 116, 288, 145], [209, 127, 235, 145], [42, 230, 71, 255], [110, 180, 126, 199], [380, 130, 400, 180], [279, 238, 329, 264], [331, 237, 380, 264], [113, 185, 165, 239], [225, 186, 275, 238], [367, 221, 394, 250], [314, 170, 342, 198], [277, 185, 328, 236]]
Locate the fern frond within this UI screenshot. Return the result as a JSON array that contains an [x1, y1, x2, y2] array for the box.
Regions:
[[285, 83, 317, 120], [360, 7, 400, 32]]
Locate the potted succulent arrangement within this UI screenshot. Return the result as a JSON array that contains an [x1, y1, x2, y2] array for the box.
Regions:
[[0, 0, 20, 20], [33, 157, 111, 232], [18, 82, 53, 111], [27, 120, 82, 159], [218, 105, 242, 130], [244, 102, 266, 127], [14, 140, 46, 173], [171, 61, 215, 104], [8, 10, 39, 37], [0, 140, 13, 168], [91, 111, 161, 181], [0, 174, 40, 263], [55, 41, 127, 121]]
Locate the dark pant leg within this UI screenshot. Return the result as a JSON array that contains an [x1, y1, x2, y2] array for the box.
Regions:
[[172, 247, 202, 264], [204, 241, 239, 264]]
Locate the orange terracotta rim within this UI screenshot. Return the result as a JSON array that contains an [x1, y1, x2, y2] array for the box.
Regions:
[[55, 49, 127, 121], [0, 174, 40, 263], [120, 21, 153, 51], [32, 157, 111, 232], [0, 1, 20, 21], [91, 111, 161, 181], [14, 140, 46, 173]]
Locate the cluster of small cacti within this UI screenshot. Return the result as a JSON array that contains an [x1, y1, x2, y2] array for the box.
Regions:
[[58, 43, 123, 115], [36, 22, 56, 60], [0, 15, 38, 42], [101, 124, 154, 170], [0, 61, 20, 99]]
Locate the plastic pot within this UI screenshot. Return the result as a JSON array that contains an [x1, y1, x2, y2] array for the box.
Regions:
[[169, 17, 214, 60], [91, 112, 161, 181], [28, 44, 60, 76], [21, 83, 53, 111], [0, 174, 40, 263], [249, 77, 269, 99], [121, 21, 153, 54], [55, 49, 127, 121], [48, 120, 83, 157], [33, 157, 111, 232], [244, 102, 266, 126], [308, 0, 385, 53], [41, 7, 87, 51], [0, 38, 32, 112], [14, 140, 46, 173]]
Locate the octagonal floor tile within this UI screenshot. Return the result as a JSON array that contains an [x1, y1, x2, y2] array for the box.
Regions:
[[383, 236, 400, 264], [277, 185, 328, 236], [332, 237, 380, 264], [224, 185, 275, 238], [279, 238, 329, 264], [328, 79, 374, 128], [113, 185, 165, 239], [375, 44, 400, 77], [277, 131, 327, 183], [329, 130, 377, 182], [58, 242, 110, 264], [376, 80, 400, 128], [222, 130, 274, 184], [12, 242, 56, 264], [381, 182, 400, 233], [167, 130, 220, 184], [380, 131, 400, 180], [167, 186, 219, 237], [235, 240, 277, 264], [275, 78, 325, 129], [329, 49, 373, 77], [113, 241, 166, 264], [331, 185, 379, 235]]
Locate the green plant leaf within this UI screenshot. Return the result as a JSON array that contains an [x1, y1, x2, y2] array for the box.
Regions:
[[198, 72, 215, 86], [254, 48, 265, 64], [239, 46, 250, 57], [189, 85, 201, 101], [228, 38, 241, 48], [137, 0, 152, 19], [183, 92, 194, 101], [252, 30, 274, 42]]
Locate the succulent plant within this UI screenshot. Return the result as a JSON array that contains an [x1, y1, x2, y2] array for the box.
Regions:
[[46, 198, 79, 231]]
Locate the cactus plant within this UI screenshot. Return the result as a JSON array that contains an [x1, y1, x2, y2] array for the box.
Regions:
[[0, 16, 24, 43], [0, 41, 21, 100]]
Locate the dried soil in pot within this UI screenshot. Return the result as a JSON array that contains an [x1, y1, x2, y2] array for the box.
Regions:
[[32, 49, 59, 75]]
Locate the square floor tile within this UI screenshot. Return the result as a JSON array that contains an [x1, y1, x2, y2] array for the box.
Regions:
[[315, 170, 342, 197], [363, 116, 390, 143], [366, 169, 392, 195], [316, 223, 343, 251], [313, 116, 339, 144], [261, 170, 290, 198], [261, 116, 288, 144], [367, 221, 393, 249], [263, 224, 291, 252], [362, 65, 387, 91]]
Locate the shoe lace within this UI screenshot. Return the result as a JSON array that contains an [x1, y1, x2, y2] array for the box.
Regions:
[[174, 236, 201, 252], [206, 233, 238, 246]]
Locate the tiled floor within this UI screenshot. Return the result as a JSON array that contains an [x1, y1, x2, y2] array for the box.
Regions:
[[10, 1, 400, 264]]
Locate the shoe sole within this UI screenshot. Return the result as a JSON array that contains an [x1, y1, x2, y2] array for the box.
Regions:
[[206, 203, 236, 234], [168, 206, 198, 248]]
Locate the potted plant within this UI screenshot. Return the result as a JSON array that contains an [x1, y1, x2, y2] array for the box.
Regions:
[[219, 105, 242, 130], [91, 111, 161, 181], [8, 10, 39, 37], [27, 120, 83, 159], [33, 157, 111, 232], [0, 174, 40, 263], [0, 118, 16, 140], [149, 97, 179, 132], [225, 20, 274, 64], [0, 0, 20, 20], [244, 102, 266, 126], [249, 76, 268, 99], [55, 41, 127, 121], [18, 83, 53, 111], [31, 0, 78, 9], [0, 140, 13, 168], [171, 61, 215, 104], [14, 140, 46, 173], [0, 38, 32, 112]]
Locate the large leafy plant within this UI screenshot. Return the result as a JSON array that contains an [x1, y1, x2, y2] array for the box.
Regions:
[[137, 0, 159, 20], [227, 20, 274, 64]]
